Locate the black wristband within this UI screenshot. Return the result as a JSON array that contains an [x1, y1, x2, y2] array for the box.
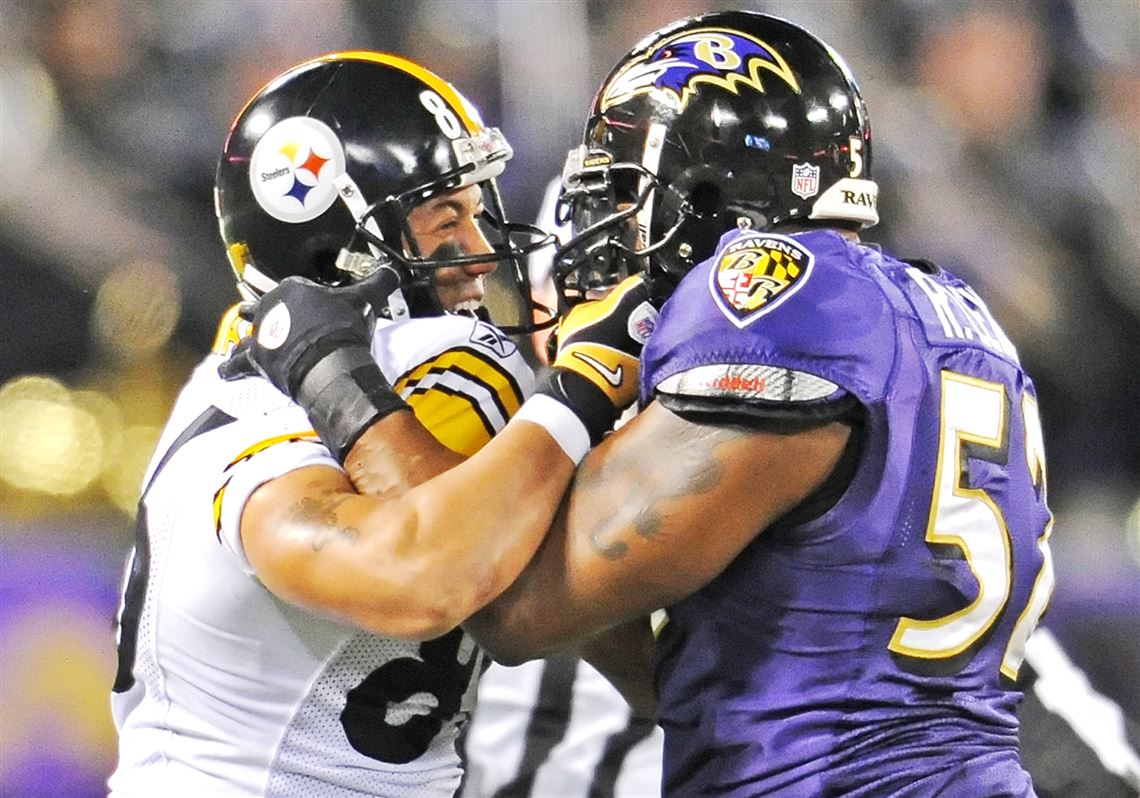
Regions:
[[535, 368, 620, 446], [295, 344, 410, 462]]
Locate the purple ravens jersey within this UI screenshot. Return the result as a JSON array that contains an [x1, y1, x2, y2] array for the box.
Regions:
[[641, 229, 1053, 797]]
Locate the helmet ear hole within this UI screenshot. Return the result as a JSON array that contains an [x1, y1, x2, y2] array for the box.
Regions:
[[662, 166, 725, 219], [653, 173, 731, 280], [311, 252, 344, 285], [689, 181, 724, 218]]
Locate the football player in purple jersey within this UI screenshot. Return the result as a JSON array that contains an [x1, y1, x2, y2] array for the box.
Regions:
[[224, 11, 1075, 797]]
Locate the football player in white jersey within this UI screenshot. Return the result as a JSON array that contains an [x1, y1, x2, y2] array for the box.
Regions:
[[109, 51, 561, 797]]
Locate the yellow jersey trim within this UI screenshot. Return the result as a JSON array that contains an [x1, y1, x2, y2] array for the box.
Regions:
[[213, 430, 322, 535]]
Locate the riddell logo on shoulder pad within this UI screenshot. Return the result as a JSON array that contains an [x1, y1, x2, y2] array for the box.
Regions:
[[706, 372, 766, 393]]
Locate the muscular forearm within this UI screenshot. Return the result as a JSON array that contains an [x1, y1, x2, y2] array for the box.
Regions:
[[463, 409, 692, 661], [465, 404, 854, 661], [343, 413, 577, 633], [462, 438, 670, 662], [462, 509, 663, 663], [245, 411, 578, 640], [343, 411, 466, 499]]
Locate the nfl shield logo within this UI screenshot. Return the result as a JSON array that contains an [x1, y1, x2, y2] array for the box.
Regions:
[[791, 163, 820, 199]]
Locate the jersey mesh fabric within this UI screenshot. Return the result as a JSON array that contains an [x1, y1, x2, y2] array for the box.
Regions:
[[265, 633, 476, 797]]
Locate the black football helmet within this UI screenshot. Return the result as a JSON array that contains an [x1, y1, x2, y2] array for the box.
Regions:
[[215, 51, 553, 329], [554, 11, 878, 305]]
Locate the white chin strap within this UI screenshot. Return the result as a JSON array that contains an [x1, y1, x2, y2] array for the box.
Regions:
[[238, 262, 278, 301], [332, 172, 410, 321], [809, 177, 879, 227]]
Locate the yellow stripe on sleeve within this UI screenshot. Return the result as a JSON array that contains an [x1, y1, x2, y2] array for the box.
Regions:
[[212, 475, 232, 537], [225, 430, 322, 471], [405, 390, 495, 457], [213, 430, 323, 536], [395, 347, 526, 457]]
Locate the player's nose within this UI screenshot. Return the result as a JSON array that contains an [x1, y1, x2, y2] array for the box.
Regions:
[[458, 224, 497, 276]]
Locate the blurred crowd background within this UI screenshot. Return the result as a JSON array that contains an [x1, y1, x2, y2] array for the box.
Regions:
[[1, 0, 1137, 794]]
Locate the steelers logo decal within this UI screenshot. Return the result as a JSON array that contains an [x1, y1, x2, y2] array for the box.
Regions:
[[249, 117, 346, 223], [708, 232, 814, 327]]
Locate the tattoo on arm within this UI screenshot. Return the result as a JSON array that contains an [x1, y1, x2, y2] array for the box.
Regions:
[[576, 427, 731, 561], [288, 490, 360, 551]]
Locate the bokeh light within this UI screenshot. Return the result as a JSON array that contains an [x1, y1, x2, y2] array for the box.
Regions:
[[0, 376, 159, 515], [0, 376, 104, 496], [91, 260, 182, 363]]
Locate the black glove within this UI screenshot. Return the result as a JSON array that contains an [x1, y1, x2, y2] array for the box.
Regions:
[[538, 275, 658, 444], [218, 267, 409, 462]]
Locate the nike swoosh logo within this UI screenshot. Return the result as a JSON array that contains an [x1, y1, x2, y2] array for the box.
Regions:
[[572, 351, 623, 388]]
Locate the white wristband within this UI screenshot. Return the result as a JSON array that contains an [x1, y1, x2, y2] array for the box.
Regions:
[[511, 394, 591, 465]]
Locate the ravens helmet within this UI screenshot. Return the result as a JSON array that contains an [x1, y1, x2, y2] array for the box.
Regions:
[[215, 51, 553, 329], [554, 11, 878, 305]]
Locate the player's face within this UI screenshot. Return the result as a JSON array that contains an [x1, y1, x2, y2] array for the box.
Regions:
[[406, 185, 496, 315]]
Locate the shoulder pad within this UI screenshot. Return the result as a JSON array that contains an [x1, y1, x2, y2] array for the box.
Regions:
[[656, 363, 842, 403]]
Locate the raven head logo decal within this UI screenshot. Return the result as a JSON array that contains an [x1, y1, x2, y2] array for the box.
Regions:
[[600, 28, 800, 113]]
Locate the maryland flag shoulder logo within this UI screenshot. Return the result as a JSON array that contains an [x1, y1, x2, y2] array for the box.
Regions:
[[708, 232, 814, 327]]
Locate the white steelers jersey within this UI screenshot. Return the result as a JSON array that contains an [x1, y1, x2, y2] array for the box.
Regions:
[[110, 309, 534, 798]]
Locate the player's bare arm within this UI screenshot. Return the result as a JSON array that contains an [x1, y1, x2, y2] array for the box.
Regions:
[[229, 274, 654, 641], [241, 411, 574, 641], [238, 363, 637, 646], [465, 400, 852, 663]]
